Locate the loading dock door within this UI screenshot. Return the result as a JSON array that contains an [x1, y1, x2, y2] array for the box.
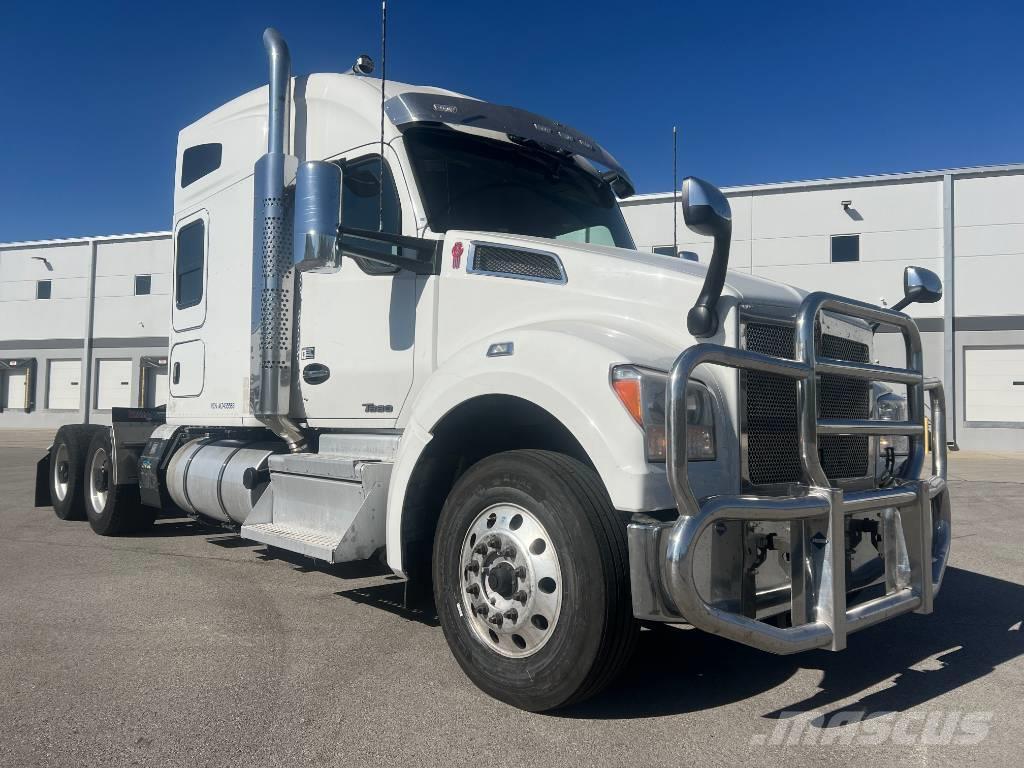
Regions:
[[144, 366, 168, 408], [96, 359, 132, 410], [3, 371, 26, 410], [48, 360, 81, 410], [965, 347, 1024, 423]]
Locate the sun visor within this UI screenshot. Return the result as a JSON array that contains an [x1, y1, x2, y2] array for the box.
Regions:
[[384, 92, 635, 198]]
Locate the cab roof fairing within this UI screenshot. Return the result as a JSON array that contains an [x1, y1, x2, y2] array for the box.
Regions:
[[383, 92, 636, 199]]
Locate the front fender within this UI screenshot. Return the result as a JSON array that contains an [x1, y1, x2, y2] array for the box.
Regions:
[[385, 320, 680, 575]]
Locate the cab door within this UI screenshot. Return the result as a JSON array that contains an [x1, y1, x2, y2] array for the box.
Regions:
[[168, 211, 209, 400], [295, 148, 420, 423]]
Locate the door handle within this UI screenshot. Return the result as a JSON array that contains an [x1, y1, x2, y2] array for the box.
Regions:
[[172, 362, 181, 384]]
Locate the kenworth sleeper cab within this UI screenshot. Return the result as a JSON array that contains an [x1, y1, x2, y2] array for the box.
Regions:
[[38, 29, 951, 711]]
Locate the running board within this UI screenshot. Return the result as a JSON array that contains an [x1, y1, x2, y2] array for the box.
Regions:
[[241, 455, 392, 563], [242, 521, 343, 561]]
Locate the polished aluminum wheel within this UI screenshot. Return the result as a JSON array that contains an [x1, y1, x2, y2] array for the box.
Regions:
[[88, 446, 110, 516], [459, 503, 562, 658], [53, 442, 70, 502]]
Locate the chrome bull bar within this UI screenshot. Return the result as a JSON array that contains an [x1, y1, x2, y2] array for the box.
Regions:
[[629, 292, 951, 653]]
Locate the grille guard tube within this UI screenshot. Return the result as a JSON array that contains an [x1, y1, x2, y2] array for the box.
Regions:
[[635, 292, 951, 654]]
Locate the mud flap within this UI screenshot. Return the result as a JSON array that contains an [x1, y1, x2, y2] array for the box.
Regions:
[[34, 451, 52, 507]]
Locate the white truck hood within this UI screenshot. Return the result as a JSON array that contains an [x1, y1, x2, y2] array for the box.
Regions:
[[463, 232, 806, 314], [438, 231, 812, 373]]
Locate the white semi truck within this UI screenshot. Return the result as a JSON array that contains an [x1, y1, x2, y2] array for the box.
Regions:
[[38, 29, 952, 711]]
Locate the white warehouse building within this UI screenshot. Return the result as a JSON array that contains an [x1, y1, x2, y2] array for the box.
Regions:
[[621, 163, 1024, 453], [0, 232, 172, 429], [1, 162, 1021, 451]]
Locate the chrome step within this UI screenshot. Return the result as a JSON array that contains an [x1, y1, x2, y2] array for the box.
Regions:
[[242, 522, 341, 561], [240, 459, 393, 564]]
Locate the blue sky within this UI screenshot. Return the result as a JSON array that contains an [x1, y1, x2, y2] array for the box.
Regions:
[[3, 0, 1022, 242]]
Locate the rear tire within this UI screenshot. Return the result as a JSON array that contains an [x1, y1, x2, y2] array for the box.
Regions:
[[433, 450, 637, 712], [50, 425, 100, 521], [84, 431, 155, 536]]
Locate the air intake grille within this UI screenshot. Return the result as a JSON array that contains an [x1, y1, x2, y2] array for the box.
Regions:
[[743, 322, 870, 486], [471, 245, 564, 282]]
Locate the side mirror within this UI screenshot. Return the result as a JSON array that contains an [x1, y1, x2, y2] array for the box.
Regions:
[[681, 177, 732, 338], [903, 265, 942, 305], [888, 266, 942, 313], [681, 176, 732, 237], [294, 161, 343, 273]]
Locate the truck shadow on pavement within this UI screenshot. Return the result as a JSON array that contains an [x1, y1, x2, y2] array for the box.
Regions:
[[563, 566, 1023, 721], [184, 524, 1024, 722]]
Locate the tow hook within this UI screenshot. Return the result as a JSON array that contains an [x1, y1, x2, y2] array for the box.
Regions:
[[748, 531, 777, 572], [847, 518, 882, 553]]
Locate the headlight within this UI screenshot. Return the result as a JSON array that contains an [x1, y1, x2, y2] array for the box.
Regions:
[[875, 391, 909, 455], [610, 365, 716, 462]]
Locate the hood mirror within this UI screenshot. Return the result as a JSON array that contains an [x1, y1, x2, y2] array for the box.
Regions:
[[681, 177, 733, 338], [682, 177, 732, 237], [902, 265, 943, 305], [890, 266, 942, 312]]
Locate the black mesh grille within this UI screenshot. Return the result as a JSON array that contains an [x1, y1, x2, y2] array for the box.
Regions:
[[743, 322, 870, 485], [473, 245, 563, 281], [818, 333, 870, 480]]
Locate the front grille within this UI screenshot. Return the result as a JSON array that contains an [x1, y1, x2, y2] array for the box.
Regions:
[[743, 321, 871, 485], [471, 245, 564, 282]]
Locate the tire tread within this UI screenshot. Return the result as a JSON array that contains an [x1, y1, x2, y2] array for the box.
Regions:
[[528, 450, 637, 707]]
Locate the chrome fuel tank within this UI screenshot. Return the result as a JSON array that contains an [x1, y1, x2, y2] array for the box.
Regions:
[[167, 438, 283, 524]]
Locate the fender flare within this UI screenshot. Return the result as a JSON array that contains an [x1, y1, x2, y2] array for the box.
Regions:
[[385, 321, 680, 574]]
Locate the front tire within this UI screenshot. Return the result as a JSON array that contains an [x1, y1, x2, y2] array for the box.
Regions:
[[433, 450, 637, 711], [84, 431, 155, 536]]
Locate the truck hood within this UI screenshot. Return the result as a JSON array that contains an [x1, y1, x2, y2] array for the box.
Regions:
[[458, 230, 806, 318], [439, 230, 812, 372]]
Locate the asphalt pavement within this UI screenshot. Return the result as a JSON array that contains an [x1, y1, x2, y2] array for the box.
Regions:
[[1, 430, 1021, 767]]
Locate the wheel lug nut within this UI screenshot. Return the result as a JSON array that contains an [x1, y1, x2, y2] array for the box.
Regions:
[[466, 584, 480, 597], [514, 566, 527, 579], [475, 603, 489, 616], [488, 614, 503, 626], [503, 608, 518, 622], [473, 543, 487, 555], [466, 560, 480, 573], [501, 546, 516, 559], [512, 590, 528, 604], [487, 537, 501, 550]]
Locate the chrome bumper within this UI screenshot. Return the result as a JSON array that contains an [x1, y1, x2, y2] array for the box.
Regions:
[[628, 292, 952, 653]]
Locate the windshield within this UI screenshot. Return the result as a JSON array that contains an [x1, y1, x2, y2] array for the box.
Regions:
[[403, 127, 635, 249]]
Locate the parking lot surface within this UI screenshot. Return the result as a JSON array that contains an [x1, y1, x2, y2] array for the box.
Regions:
[[1, 430, 1021, 767]]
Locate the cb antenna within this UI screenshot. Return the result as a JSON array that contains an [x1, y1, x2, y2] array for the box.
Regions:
[[672, 125, 678, 259], [378, 0, 388, 231]]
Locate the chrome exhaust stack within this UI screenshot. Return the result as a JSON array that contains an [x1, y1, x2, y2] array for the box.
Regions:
[[249, 27, 306, 452]]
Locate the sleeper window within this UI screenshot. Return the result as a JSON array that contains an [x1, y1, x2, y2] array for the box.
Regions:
[[175, 220, 205, 309], [181, 143, 223, 188]]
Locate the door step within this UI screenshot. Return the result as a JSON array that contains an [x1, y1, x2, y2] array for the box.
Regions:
[[240, 458, 393, 564], [242, 522, 342, 561]]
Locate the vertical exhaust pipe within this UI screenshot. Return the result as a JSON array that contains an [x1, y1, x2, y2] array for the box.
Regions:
[[264, 28, 291, 157], [250, 28, 306, 452]]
